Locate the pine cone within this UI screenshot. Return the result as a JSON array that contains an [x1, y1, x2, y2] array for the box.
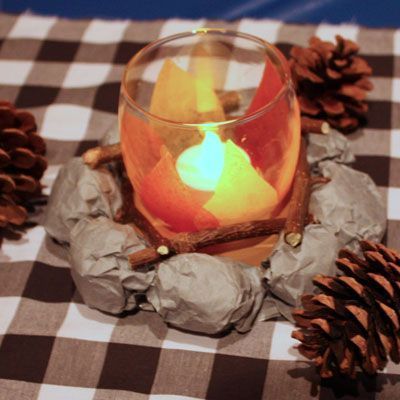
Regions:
[[292, 240, 400, 378], [0, 100, 47, 240], [289, 35, 373, 134]]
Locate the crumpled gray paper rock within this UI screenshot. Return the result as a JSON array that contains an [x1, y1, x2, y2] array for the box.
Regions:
[[307, 129, 355, 166], [44, 125, 387, 333], [147, 253, 266, 334], [70, 216, 154, 314], [44, 158, 122, 244], [310, 161, 386, 247], [262, 138, 386, 322], [43, 157, 155, 315], [262, 224, 344, 321]]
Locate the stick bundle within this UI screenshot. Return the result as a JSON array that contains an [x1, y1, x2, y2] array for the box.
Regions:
[[82, 102, 330, 268]]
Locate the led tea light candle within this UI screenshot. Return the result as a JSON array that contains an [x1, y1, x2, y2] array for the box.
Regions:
[[175, 129, 278, 225], [176, 130, 226, 192], [119, 29, 300, 241]]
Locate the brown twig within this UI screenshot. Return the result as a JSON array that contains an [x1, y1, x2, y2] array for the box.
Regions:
[[129, 217, 286, 269], [82, 91, 241, 170], [284, 138, 311, 247], [301, 116, 330, 135], [114, 171, 166, 246], [83, 143, 121, 169], [311, 176, 331, 185], [218, 91, 241, 113], [128, 139, 328, 267]]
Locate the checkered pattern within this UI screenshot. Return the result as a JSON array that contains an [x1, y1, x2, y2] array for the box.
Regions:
[[0, 12, 399, 399]]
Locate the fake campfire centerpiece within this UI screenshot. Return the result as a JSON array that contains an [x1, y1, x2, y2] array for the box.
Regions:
[[45, 30, 384, 346], [91, 29, 309, 267]]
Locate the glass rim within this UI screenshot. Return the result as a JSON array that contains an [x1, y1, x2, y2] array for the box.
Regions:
[[121, 28, 293, 129]]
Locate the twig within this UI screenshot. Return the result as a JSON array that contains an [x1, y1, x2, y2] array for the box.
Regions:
[[218, 91, 241, 113], [301, 117, 330, 135], [83, 143, 121, 169], [128, 139, 328, 266], [311, 176, 331, 185], [82, 91, 242, 170], [284, 138, 311, 247], [129, 217, 286, 269], [114, 172, 167, 246]]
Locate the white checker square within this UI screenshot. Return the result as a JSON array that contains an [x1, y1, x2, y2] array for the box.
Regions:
[[0, 225, 46, 263], [224, 60, 261, 91], [384, 360, 400, 375], [41, 165, 62, 196], [391, 130, 400, 158], [394, 30, 400, 56], [38, 384, 95, 400], [159, 19, 206, 38], [388, 188, 400, 221], [8, 14, 56, 39], [392, 78, 400, 103], [82, 19, 128, 44], [63, 63, 111, 88], [0, 297, 21, 335], [162, 328, 218, 353], [0, 60, 33, 85], [269, 320, 306, 361], [57, 302, 117, 342], [40, 104, 92, 141], [348, 128, 389, 157], [239, 19, 282, 44], [316, 23, 358, 42]]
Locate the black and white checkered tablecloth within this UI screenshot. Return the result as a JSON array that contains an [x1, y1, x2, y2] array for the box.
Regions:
[[0, 12, 399, 400]]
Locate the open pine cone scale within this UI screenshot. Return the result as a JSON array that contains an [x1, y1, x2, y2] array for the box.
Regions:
[[0, 101, 47, 235], [292, 240, 400, 378], [290, 35, 373, 133]]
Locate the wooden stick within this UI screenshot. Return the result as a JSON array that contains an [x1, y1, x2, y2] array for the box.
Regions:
[[83, 115, 329, 172], [284, 138, 311, 247], [114, 172, 167, 246], [83, 143, 121, 169], [301, 117, 330, 135], [82, 91, 242, 170], [218, 91, 241, 113], [128, 140, 329, 267], [311, 176, 331, 185], [129, 218, 286, 269]]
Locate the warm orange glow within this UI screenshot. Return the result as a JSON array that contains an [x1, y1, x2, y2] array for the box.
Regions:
[[204, 140, 278, 224], [139, 148, 219, 233], [150, 59, 225, 121], [129, 57, 299, 232], [176, 129, 278, 224]]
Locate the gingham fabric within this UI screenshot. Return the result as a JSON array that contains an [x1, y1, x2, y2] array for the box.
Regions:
[[0, 12, 399, 400]]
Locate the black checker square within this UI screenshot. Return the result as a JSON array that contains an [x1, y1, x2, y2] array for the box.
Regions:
[[366, 100, 392, 130], [22, 261, 75, 303], [206, 353, 268, 400], [113, 41, 148, 64], [0, 334, 55, 383], [275, 42, 292, 59], [319, 371, 377, 399], [15, 85, 60, 109], [93, 82, 120, 113], [353, 155, 390, 187], [37, 40, 80, 62], [363, 54, 394, 77], [98, 342, 161, 393]]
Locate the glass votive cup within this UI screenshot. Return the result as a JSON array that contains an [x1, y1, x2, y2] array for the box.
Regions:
[[119, 28, 300, 237]]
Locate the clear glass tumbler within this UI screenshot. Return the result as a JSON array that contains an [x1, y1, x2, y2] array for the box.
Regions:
[[119, 28, 300, 237]]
